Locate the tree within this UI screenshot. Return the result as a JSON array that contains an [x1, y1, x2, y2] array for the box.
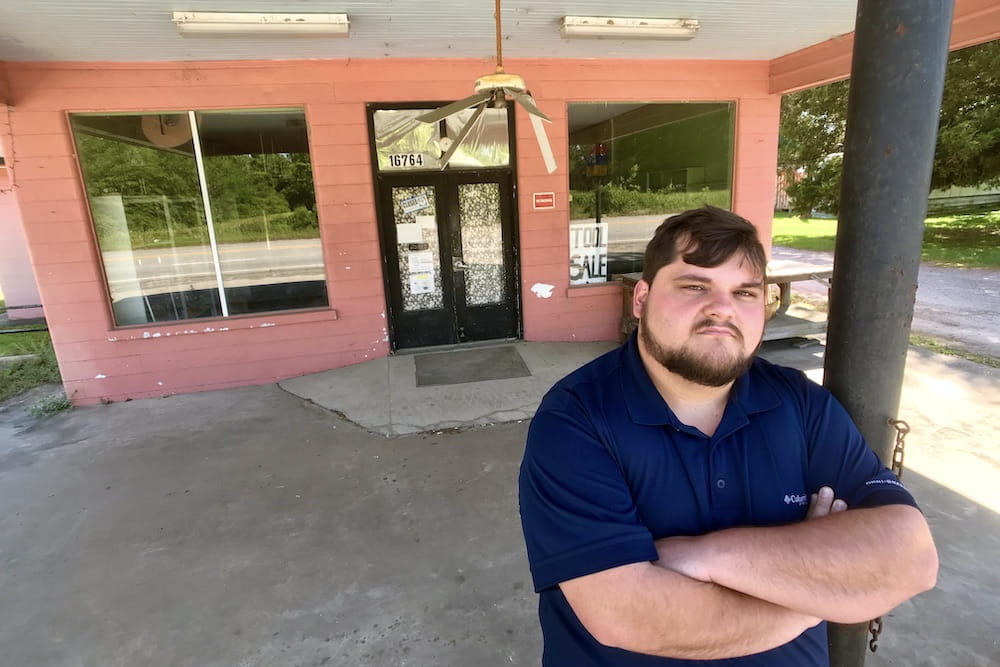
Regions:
[[932, 41, 1000, 189], [270, 153, 317, 212], [778, 81, 848, 217], [778, 39, 1000, 218]]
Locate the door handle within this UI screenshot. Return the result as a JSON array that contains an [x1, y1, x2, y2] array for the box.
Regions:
[[453, 257, 470, 271]]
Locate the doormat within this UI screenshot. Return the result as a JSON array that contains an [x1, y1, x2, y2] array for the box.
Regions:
[[414, 345, 531, 387]]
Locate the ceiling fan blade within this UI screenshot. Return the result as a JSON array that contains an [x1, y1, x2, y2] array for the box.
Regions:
[[528, 113, 557, 174], [416, 91, 493, 124], [438, 103, 487, 169], [509, 90, 551, 122]]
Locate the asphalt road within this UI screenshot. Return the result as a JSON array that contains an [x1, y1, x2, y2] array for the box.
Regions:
[[102, 239, 326, 296], [771, 246, 1000, 360]]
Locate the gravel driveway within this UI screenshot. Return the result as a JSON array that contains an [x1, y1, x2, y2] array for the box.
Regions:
[[771, 246, 1000, 360]]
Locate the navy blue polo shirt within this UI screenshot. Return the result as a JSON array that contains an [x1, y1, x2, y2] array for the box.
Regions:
[[518, 332, 918, 666]]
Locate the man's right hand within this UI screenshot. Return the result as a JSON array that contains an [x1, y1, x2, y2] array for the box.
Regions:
[[806, 486, 847, 520]]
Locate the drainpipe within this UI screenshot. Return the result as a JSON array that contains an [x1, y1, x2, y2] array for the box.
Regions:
[[823, 1, 953, 666]]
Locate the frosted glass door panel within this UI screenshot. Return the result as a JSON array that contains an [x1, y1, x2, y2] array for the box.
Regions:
[[392, 185, 443, 311], [458, 183, 505, 306]]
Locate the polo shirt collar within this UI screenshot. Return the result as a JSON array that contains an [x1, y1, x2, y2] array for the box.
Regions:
[[621, 331, 782, 428]]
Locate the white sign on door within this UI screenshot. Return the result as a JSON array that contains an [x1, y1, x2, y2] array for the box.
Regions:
[[400, 194, 431, 214]]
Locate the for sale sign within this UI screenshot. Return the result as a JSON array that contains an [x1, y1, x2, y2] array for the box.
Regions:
[[569, 222, 608, 285]]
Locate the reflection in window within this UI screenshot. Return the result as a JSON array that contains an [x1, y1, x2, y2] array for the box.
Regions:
[[373, 108, 510, 171], [568, 102, 735, 283], [71, 109, 327, 326]]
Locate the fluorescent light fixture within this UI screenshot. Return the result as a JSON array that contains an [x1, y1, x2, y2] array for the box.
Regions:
[[172, 12, 350, 37], [561, 16, 699, 40]]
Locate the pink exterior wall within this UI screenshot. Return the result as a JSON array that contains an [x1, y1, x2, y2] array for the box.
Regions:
[[3, 58, 780, 404], [0, 104, 44, 320]]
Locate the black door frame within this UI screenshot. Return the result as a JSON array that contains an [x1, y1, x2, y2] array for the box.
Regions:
[[366, 102, 522, 351]]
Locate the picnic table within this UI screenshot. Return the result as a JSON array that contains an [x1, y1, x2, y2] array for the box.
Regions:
[[766, 259, 833, 314], [761, 259, 833, 341], [616, 259, 834, 342]]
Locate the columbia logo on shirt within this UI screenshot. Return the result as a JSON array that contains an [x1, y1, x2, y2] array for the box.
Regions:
[[784, 494, 808, 505]]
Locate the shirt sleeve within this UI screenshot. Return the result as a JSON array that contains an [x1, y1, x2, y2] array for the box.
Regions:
[[518, 389, 658, 593], [800, 377, 920, 511]]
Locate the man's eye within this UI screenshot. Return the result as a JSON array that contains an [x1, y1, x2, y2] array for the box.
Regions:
[[736, 290, 760, 298], [684, 284, 705, 291]]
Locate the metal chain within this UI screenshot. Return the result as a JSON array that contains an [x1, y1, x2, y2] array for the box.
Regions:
[[868, 418, 910, 652], [888, 418, 909, 479], [868, 616, 884, 652]]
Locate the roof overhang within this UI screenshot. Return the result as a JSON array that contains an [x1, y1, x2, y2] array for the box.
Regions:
[[0, 0, 997, 101], [771, 0, 1000, 93]]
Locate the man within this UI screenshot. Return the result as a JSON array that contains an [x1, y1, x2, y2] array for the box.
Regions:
[[518, 206, 937, 665]]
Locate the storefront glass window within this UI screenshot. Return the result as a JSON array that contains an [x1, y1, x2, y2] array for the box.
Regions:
[[567, 102, 735, 284], [71, 109, 326, 325], [373, 108, 510, 171]]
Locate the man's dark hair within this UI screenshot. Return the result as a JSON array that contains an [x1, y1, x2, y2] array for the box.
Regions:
[[641, 205, 766, 284]]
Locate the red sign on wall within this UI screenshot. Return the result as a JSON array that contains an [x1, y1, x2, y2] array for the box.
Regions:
[[533, 192, 556, 210]]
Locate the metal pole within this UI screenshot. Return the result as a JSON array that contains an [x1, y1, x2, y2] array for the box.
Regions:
[[823, 1, 953, 666], [595, 180, 602, 225]]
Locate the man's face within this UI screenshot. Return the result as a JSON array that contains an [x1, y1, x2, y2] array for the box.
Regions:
[[633, 250, 766, 387]]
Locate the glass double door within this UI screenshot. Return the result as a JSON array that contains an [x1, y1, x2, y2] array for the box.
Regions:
[[378, 171, 519, 350]]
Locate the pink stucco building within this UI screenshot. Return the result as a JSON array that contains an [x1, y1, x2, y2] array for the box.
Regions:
[[1, 1, 997, 405]]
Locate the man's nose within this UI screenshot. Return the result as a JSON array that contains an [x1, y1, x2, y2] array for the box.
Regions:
[[704, 292, 736, 319]]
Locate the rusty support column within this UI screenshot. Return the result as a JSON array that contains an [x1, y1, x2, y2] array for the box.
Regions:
[[823, 1, 954, 666]]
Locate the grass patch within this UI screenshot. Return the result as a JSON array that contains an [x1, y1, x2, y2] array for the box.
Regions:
[[922, 211, 1000, 268], [773, 210, 1000, 269], [28, 392, 72, 417], [771, 213, 838, 252], [0, 334, 63, 402], [0, 330, 51, 356], [909, 333, 1000, 368]]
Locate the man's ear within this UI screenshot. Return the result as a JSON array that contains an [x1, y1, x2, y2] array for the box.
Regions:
[[632, 279, 650, 319]]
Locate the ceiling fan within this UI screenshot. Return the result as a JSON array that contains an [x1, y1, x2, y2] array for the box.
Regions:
[[417, 0, 556, 173]]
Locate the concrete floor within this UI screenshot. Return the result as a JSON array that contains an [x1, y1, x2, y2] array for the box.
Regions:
[[1, 335, 998, 666]]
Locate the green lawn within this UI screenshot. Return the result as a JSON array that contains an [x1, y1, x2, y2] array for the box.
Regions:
[[0, 329, 51, 356], [909, 334, 1000, 369], [1, 298, 63, 403], [772, 210, 1000, 269], [0, 334, 62, 402]]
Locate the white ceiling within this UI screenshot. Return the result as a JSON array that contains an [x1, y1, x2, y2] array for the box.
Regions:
[[0, 1, 858, 63]]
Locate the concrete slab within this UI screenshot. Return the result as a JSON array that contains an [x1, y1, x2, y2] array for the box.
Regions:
[[280, 341, 617, 436], [0, 385, 541, 667], [1, 338, 998, 666]]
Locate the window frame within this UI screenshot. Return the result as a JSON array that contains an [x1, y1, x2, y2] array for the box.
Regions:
[[68, 106, 334, 330], [566, 100, 738, 288]]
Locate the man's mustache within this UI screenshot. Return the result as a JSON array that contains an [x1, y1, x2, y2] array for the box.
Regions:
[[693, 318, 743, 342]]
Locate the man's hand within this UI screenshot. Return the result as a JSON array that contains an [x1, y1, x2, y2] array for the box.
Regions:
[[806, 485, 848, 519], [653, 535, 708, 582]]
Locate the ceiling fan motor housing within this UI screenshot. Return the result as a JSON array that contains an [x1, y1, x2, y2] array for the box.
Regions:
[[474, 72, 526, 93]]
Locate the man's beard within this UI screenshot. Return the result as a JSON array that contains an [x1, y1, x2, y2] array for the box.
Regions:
[[639, 314, 756, 387]]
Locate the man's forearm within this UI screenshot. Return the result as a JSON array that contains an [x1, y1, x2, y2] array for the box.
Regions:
[[560, 562, 819, 660], [657, 504, 938, 623]]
